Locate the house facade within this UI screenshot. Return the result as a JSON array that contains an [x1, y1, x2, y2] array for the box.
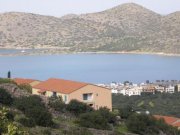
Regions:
[[178, 84, 180, 92], [125, 86, 142, 96], [165, 85, 175, 93], [142, 84, 156, 94], [155, 85, 165, 93], [32, 78, 112, 110]]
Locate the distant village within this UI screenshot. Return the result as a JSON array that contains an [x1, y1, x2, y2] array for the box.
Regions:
[[98, 80, 180, 96]]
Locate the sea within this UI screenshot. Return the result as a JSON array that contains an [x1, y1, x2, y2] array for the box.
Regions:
[[0, 49, 180, 84]]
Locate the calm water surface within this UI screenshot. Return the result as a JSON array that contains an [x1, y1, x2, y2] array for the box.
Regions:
[[0, 53, 180, 83]]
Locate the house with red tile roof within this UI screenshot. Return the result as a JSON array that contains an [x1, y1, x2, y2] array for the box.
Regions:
[[154, 115, 180, 129], [32, 78, 112, 110], [14, 78, 41, 87]]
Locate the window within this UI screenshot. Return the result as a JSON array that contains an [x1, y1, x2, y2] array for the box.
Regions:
[[83, 93, 93, 101], [52, 91, 57, 97], [64, 95, 67, 102], [42, 91, 46, 96]]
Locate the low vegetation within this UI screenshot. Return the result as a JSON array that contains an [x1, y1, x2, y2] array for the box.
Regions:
[[126, 113, 180, 135], [66, 99, 93, 116], [18, 84, 32, 93], [113, 93, 180, 117], [0, 88, 13, 105], [14, 95, 53, 127], [78, 107, 116, 130], [0, 107, 27, 135], [0, 83, 180, 135], [0, 78, 16, 84]]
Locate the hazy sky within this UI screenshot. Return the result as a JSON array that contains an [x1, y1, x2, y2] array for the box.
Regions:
[[0, 0, 180, 17]]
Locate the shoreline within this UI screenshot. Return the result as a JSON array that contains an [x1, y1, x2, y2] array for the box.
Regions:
[[75, 51, 180, 57], [0, 48, 180, 57]]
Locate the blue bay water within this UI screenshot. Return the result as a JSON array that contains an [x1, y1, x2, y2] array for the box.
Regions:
[[0, 53, 180, 84]]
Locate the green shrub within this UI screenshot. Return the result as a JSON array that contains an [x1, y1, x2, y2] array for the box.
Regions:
[[0, 88, 13, 105], [126, 113, 180, 135], [79, 111, 110, 130], [48, 96, 66, 113], [6, 111, 14, 121], [14, 95, 53, 127], [66, 99, 93, 116], [62, 127, 92, 135], [18, 117, 36, 127], [78, 107, 116, 130], [42, 128, 51, 135], [97, 107, 116, 125], [26, 107, 53, 127], [14, 95, 44, 112], [0, 78, 16, 84], [18, 84, 32, 93], [118, 105, 133, 119], [0, 107, 27, 135]]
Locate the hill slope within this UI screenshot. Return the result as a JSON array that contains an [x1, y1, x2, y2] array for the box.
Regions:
[[0, 3, 179, 54]]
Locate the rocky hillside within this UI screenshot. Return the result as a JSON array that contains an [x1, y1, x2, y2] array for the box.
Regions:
[[0, 3, 179, 54]]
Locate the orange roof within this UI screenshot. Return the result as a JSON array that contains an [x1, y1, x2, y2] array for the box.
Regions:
[[14, 78, 37, 85], [173, 121, 180, 127], [154, 115, 180, 127], [33, 78, 88, 94]]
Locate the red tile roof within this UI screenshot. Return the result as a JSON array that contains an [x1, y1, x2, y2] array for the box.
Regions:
[[14, 78, 37, 85], [173, 121, 180, 127], [154, 115, 180, 127], [33, 78, 88, 94]]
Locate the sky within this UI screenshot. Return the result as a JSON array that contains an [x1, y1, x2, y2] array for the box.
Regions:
[[0, 0, 180, 17]]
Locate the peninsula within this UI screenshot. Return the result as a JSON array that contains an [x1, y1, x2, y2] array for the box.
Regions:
[[0, 3, 180, 55]]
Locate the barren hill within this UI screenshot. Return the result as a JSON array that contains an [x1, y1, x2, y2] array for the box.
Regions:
[[0, 3, 179, 54]]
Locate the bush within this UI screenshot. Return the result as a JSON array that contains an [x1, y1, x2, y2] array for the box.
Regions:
[[0, 107, 26, 135], [79, 111, 110, 130], [66, 100, 93, 116], [18, 84, 32, 93], [78, 107, 116, 130], [62, 127, 92, 135], [6, 111, 14, 121], [0, 78, 16, 84], [26, 107, 53, 127], [14, 95, 53, 127], [0, 88, 13, 105], [14, 95, 44, 112], [48, 96, 66, 113], [18, 117, 36, 127], [118, 105, 133, 119], [98, 107, 116, 125], [126, 113, 180, 135]]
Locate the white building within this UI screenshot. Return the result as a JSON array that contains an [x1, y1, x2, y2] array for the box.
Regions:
[[111, 89, 118, 94], [119, 89, 126, 95], [155, 86, 165, 93], [165, 86, 175, 93], [178, 84, 180, 92], [125, 86, 142, 96]]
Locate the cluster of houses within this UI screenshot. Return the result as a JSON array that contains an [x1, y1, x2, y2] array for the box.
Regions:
[[98, 80, 180, 96], [14, 78, 112, 110], [10, 78, 180, 129]]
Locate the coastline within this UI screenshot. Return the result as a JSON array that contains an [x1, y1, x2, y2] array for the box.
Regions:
[[75, 51, 180, 57], [0, 48, 180, 57]]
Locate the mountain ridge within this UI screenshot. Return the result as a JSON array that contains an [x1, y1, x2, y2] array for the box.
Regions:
[[0, 3, 180, 54]]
